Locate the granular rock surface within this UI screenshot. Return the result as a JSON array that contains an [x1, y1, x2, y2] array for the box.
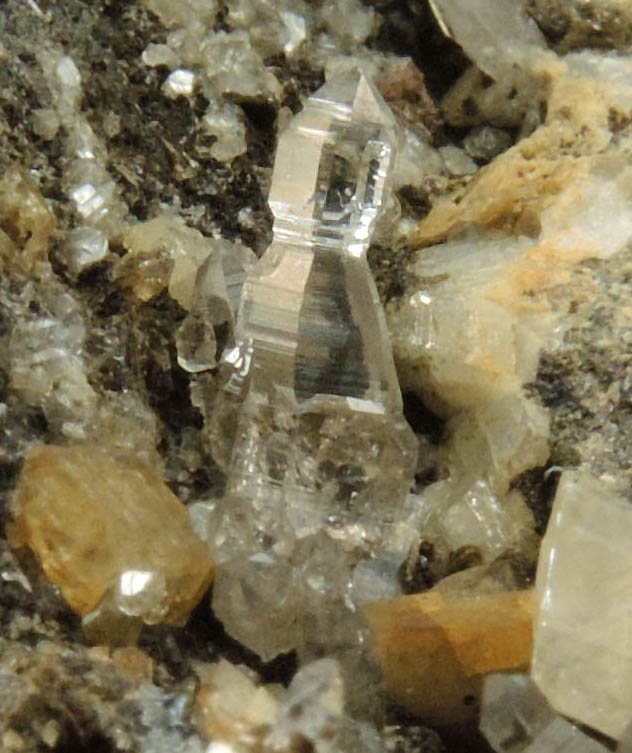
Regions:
[[2, 0, 632, 751]]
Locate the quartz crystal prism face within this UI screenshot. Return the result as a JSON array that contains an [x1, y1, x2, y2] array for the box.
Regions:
[[207, 71, 417, 665], [232, 68, 402, 412]]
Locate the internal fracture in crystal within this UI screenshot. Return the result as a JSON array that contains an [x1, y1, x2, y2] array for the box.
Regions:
[[205, 70, 416, 665]]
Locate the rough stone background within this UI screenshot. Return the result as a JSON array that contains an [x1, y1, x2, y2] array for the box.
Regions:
[[1, 0, 631, 751]]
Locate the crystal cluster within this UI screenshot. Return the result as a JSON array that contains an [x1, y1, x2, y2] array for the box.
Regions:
[[194, 657, 385, 753], [532, 471, 632, 739], [6, 278, 97, 439], [37, 45, 127, 253], [202, 71, 417, 667]]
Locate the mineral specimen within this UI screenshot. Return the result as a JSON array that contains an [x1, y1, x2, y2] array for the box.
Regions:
[[481, 674, 607, 753], [366, 589, 534, 725], [418, 479, 536, 568], [8, 281, 98, 438], [532, 471, 632, 739], [205, 70, 417, 668], [10, 444, 214, 638]]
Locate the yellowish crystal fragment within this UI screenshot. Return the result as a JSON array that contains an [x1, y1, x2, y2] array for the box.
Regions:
[[0, 164, 56, 273], [366, 589, 534, 725], [193, 659, 279, 745], [10, 444, 214, 627]]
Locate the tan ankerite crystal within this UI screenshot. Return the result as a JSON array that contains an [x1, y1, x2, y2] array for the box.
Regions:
[[366, 589, 534, 725], [10, 444, 214, 626]]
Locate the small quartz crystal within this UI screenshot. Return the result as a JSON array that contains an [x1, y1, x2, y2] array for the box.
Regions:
[[481, 674, 607, 753], [532, 471, 632, 739]]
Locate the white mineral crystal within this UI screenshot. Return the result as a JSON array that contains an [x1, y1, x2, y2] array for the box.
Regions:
[[206, 71, 416, 666], [202, 99, 247, 162], [201, 32, 281, 101], [143, 0, 218, 30], [481, 674, 607, 753], [142, 42, 179, 68], [38, 46, 128, 236], [163, 69, 196, 98], [392, 130, 445, 189], [532, 472, 632, 739], [320, 0, 376, 49], [31, 108, 60, 141], [8, 287, 96, 436], [61, 226, 108, 275], [225, 0, 311, 58], [194, 659, 279, 748]]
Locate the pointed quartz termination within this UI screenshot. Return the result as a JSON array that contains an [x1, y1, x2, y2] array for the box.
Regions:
[[230, 68, 402, 411], [207, 71, 417, 664]]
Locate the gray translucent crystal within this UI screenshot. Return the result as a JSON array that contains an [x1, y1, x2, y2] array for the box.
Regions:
[[481, 674, 607, 753], [207, 70, 416, 664], [439, 145, 478, 176], [176, 241, 255, 373], [464, 125, 513, 162]]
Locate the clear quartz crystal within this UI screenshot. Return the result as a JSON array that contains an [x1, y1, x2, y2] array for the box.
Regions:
[[207, 71, 416, 665], [480, 674, 607, 753]]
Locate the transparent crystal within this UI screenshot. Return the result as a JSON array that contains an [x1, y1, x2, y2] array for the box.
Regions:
[[176, 241, 256, 373], [481, 674, 607, 753], [233, 69, 402, 411], [207, 71, 416, 665]]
